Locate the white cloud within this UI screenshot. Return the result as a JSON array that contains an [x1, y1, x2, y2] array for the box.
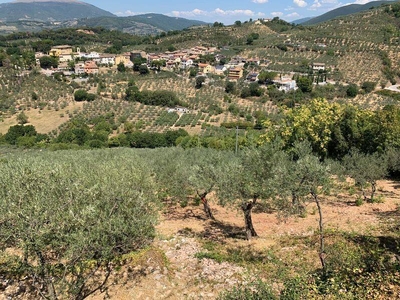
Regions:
[[308, 0, 343, 11], [192, 9, 205, 15], [287, 12, 300, 18], [252, 0, 268, 3], [214, 8, 255, 16], [294, 0, 308, 7], [271, 11, 284, 17], [309, 0, 322, 10], [171, 9, 207, 18], [170, 8, 257, 18], [115, 10, 143, 16]]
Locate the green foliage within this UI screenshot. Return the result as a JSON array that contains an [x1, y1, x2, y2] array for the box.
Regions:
[[195, 76, 206, 89], [225, 81, 235, 94], [258, 71, 277, 84], [117, 62, 126, 73], [16, 111, 28, 124], [5, 124, 37, 145], [261, 99, 400, 159], [218, 280, 277, 300], [74, 89, 96, 102], [275, 44, 288, 52], [361, 81, 376, 93], [213, 22, 224, 27], [296, 76, 313, 93], [189, 68, 197, 78], [154, 111, 180, 126], [342, 150, 388, 202], [220, 121, 254, 129], [266, 17, 295, 32], [125, 81, 181, 106], [39, 55, 58, 69], [124, 129, 188, 148], [249, 82, 263, 97], [241, 82, 263, 98], [281, 232, 400, 299], [0, 149, 159, 299], [346, 84, 358, 97], [139, 64, 149, 75]]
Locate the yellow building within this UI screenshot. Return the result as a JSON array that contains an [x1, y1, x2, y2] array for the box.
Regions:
[[228, 67, 243, 80], [49, 45, 73, 57], [115, 53, 131, 65]]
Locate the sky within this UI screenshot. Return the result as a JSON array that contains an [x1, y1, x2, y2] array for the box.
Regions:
[[1, 0, 390, 24]]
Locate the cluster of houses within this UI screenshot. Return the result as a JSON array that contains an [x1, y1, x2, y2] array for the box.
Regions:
[[35, 45, 134, 75], [35, 45, 260, 81], [35, 44, 327, 93]]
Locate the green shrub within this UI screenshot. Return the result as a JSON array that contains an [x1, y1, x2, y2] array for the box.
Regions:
[[218, 280, 277, 300]]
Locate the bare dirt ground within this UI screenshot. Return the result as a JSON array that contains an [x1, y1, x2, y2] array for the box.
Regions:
[[87, 180, 400, 300], [0, 102, 83, 134]]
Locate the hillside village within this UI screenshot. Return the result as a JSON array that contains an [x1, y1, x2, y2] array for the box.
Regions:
[[34, 43, 328, 93]]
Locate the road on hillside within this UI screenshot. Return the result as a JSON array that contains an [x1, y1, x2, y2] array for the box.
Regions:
[[385, 84, 400, 92]]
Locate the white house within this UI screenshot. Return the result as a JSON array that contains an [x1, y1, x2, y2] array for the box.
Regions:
[[99, 54, 116, 65], [311, 62, 326, 71], [74, 62, 85, 75], [168, 107, 190, 113], [214, 65, 227, 75], [82, 52, 100, 60], [273, 78, 297, 92], [180, 58, 193, 69], [58, 54, 73, 62]]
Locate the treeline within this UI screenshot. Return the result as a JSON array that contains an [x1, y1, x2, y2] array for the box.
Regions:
[[4, 27, 145, 49], [1, 98, 400, 157], [262, 98, 400, 160], [125, 80, 184, 107], [0, 116, 189, 150]]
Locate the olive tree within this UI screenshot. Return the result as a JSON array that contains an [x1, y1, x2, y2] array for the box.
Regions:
[[185, 148, 235, 219], [273, 142, 332, 271], [146, 147, 192, 206], [217, 143, 282, 240], [342, 150, 388, 203], [0, 149, 159, 299], [148, 148, 231, 220]]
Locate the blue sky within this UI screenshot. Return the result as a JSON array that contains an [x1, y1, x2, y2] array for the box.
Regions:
[[3, 0, 390, 24]]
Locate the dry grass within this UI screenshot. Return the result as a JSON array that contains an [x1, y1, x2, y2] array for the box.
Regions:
[[0, 102, 84, 134]]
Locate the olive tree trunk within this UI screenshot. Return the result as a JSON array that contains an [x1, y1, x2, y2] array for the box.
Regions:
[[312, 191, 326, 273], [241, 197, 258, 240], [198, 191, 214, 220]]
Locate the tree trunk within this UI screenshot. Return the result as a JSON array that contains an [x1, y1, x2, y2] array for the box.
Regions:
[[199, 192, 214, 220], [361, 186, 368, 202], [36, 250, 57, 300], [312, 192, 326, 273], [369, 181, 376, 203], [241, 198, 257, 240]]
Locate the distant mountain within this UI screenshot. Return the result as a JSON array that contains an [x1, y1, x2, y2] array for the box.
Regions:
[[291, 17, 313, 25], [73, 14, 209, 35], [0, 0, 115, 22], [0, 12, 209, 36], [302, 0, 395, 25]]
